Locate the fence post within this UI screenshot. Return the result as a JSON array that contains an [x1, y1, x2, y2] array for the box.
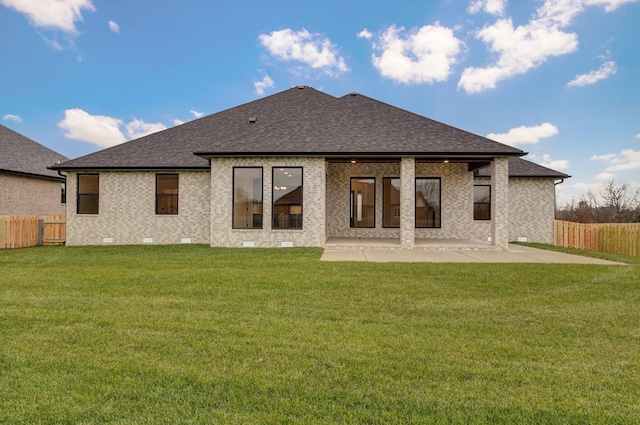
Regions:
[[0, 216, 5, 249], [38, 219, 44, 246]]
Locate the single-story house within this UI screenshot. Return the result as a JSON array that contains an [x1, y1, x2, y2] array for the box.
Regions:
[[1, 124, 68, 216], [51, 86, 569, 249]]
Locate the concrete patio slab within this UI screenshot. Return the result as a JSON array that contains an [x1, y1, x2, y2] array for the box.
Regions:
[[320, 244, 626, 265]]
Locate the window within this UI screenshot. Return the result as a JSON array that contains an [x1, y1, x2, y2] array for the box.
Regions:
[[383, 177, 400, 228], [474, 185, 491, 220], [156, 174, 178, 214], [61, 182, 66, 204], [350, 177, 375, 228], [233, 167, 263, 229], [77, 174, 99, 214], [273, 167, 303, 229], [415, 178, 440, 228]]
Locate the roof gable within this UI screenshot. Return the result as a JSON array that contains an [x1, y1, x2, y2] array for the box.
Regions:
[[0, 124, 68, 180]]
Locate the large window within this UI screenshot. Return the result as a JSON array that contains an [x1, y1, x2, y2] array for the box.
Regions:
[[156, 174, 178, 214], [350, 177, 375, 228], [383, 177, 400, 228], [77, 174, 99, 214], [474, 185, 491, 220], [233, 167, 263, 229], [273, 167, 303, 229], [415, 178, 441, 228]]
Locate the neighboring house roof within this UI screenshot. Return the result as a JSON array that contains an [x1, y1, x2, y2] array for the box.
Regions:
[[0, 124, 68, 181], [476, 157, 571, 179], [53, 86, 535, 172]]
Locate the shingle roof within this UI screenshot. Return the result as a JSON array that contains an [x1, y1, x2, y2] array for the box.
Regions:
[[476, 157, 571, 179], [53, 86, 529, 171], [195, 92, 525, 157], [0, 124, 68, 180]]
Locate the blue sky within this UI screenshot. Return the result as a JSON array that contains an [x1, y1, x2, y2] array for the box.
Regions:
[[1, 0, 639, 205]]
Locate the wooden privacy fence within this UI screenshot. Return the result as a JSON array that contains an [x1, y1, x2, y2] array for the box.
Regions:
[[554, 220, 640, 257], [0, 215, 65, 249]]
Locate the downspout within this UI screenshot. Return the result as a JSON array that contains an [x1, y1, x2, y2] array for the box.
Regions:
[[554, 179, 565, 219]]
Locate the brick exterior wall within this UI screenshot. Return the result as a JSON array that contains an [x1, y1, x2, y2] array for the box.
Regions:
[[65, 171, 210, 246], [62, 160, 557, 247], [508, 178, 556, 244], [210, 157, 326, 248], [0, 173, 65, 216], [472, 177, 557, 244], [491, 157, 509, 250]]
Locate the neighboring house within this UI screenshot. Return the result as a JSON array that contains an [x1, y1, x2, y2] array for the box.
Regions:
[[1, 124, 68, 216], [52, 86, 570, 249]]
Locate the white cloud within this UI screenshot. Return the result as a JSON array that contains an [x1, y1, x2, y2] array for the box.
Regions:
[[458, 0, 638, 93], [591, 149, 640, 172], [534, 154, 570, 170], [190, 109, 204, 119], [125, 119, 166, 139], [458, 16, 578, 93], [596, 172, 616, 180], [370, 23, 463, 84], [357, 28, 373, 39], [468, 0, 507, 16], [0, 0, 95, 35], [259, 28, 348, 77], [636, 133, 640, 139], [486, 122, 559, 146], [585, 0, 640, 12], [254, 74, 275, 96], [173, 119, 185, 126], [58, 109, 167, 148], [108, 20, 120, 33], [3, 114, 22, 122], [567, 61, 616, 87], [58, 109, 126, 148]]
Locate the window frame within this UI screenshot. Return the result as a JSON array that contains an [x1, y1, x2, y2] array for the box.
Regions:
[[76, 173, 99, 215], [382, 177, 401, 228], [232, 166, 264, 229], [473, 184, 492, 221], [350, 177, 376, 228], [415, 177, 441, 229], [272, 167, 304, 230], [155, 174, 179, 215]]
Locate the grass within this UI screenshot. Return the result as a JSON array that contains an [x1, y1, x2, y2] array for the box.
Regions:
[[1, 245, 639, 424], [515, 242, 640, 265]]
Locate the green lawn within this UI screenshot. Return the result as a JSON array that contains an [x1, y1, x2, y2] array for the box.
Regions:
[[1, 245, 639, 424]]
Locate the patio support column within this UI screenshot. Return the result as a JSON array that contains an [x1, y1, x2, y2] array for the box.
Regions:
[[491, 157, 509, 250], [400, 157, 415, 249]]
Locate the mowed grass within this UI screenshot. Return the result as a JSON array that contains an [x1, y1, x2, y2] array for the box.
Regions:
[[1, 246, 639, 424]]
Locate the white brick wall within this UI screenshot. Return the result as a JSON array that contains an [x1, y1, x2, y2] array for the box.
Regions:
[[62, 160, 557, 247], [65, 171, 210, 246], [210, 157, 326, 248], [0, 173, 65, 216]]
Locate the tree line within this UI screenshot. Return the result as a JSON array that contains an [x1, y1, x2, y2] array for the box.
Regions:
[[556, 180, 640, 223]]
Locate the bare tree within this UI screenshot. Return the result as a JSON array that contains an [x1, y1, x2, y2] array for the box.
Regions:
[[557, 180, 640, 223]]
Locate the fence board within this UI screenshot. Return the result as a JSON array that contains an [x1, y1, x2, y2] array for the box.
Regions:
[[0, 215, 65, 249], [554, 220, 640, 257]]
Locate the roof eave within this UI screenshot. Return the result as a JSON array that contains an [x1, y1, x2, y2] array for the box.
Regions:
[[194, 151, 526, 158], [1, 168, 65, 182], [49, 165, 211, 172]]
